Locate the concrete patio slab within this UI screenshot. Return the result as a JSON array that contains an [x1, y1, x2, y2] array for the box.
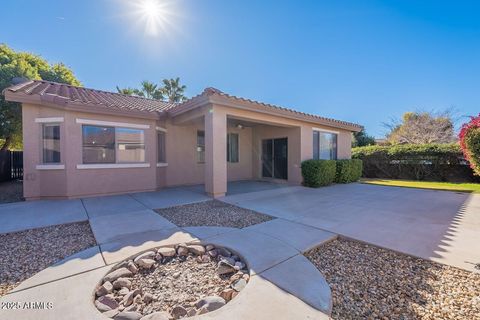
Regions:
[[100, 228, 198, 265], [81, 194, 147, 219], [207, 229, 299, 275], [225, 180, 291, 195], [183, 226, 239, 239], [0, 267, 108, 320], [130, 188, 210, 209], [245, 218, 337, 252], [260, 254, 332, 314], [12, 246, 105, 293], [197, 275, 329, 320], [224, 183, 480, 272], [0, 199, 87, 234], [89, 209, 177, 244]]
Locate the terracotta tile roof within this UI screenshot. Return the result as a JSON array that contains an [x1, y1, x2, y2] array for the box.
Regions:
[[178, 87, 363, 131], [4, 80, 176, 114]]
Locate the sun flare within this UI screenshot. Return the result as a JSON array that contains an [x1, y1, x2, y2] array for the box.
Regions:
[[129, 0, 174, 37]]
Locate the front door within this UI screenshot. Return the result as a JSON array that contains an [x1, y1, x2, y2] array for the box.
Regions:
[[262, 138, 288, 180]]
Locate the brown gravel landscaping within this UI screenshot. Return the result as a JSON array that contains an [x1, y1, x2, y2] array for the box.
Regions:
[[95, 244, 249, 319], [154, 200, 274, 228], [0, 180, 23, 204], [0, 222, 96, 297], [306, 238, 480, 320]]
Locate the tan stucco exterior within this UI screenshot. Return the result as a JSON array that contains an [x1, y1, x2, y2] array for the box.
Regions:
[[18, 92, 358, 200]]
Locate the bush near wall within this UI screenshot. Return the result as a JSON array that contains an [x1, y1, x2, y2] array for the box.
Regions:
[[335, 159, 363, 183], [301, 160, 337, 187], [459, 114, 480, 176], [352, 143, 479, 182]]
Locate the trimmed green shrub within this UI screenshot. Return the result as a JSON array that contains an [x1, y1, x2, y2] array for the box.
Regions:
[[301, 159, 336, 187], [352, 143, 479, 182], [335, 159, 363, 183]]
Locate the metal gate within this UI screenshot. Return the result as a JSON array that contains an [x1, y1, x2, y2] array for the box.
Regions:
[[0, 150, 23, 182]]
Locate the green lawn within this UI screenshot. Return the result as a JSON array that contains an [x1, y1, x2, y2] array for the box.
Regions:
[[361, 178, 480, 193]]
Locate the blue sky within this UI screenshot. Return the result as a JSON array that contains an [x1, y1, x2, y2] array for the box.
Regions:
[[1, 0, 479, 137]]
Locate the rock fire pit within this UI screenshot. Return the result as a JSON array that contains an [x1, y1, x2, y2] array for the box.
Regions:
[[94, 243, 250, 320]]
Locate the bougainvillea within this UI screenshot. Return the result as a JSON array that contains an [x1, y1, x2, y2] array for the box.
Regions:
[[459, 114, 480, 176]]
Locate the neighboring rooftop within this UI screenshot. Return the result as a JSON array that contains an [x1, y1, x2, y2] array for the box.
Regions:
[[4, 80, 177, 114]]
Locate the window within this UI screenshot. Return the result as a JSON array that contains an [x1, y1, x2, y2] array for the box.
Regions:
[[197, 130, 205, 163], [313, 131, 337, 160], [227, 133, 239, 163], [42, 124, 61, 163], [157, 131, 166, 163], [82, 125, 145, 164], [116, 128, 145, 163]]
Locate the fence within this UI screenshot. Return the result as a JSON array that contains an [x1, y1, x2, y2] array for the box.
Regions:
[[0, 150, 23, 182]]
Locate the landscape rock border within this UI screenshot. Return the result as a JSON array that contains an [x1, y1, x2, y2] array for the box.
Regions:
[[93, 243, 250, 320]]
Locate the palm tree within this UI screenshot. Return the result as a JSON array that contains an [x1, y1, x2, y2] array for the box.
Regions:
[[116, 86, 141, 96], [161, 77, 187, 103], [140, 81, 159, 99]]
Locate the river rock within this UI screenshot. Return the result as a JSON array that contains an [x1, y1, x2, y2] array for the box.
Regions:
[[104, 268, 133, 283], [194, 296, 226, 312], [96, 281, 113, 297]]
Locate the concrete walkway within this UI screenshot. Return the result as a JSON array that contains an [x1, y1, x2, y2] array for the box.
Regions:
[[2, 181, 479, 319], [1, 224, 335, 320], [0, 182, 335, 319], [223, 183, 480, 273]]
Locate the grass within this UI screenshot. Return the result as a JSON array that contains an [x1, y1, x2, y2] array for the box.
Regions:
[[361, 178, 480, 193]]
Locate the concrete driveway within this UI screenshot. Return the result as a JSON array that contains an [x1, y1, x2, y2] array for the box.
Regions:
[[223, 183, 480, 272]]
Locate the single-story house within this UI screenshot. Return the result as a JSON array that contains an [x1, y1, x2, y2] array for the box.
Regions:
[[4, 80, 362, 200]]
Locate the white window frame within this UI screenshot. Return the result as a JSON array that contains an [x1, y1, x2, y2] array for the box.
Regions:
[[227, 132, 239, 163], [76, 118, 150, 130], [79, 119, 149, 168], [156, 129, 167, 167], [40, 122, 62, 165], [313, 129, 338, 160]]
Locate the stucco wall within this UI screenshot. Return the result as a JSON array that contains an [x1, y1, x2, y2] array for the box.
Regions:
[[21, 101, 354, 200], [22, 104, 162, 199], [226, 125, 253, 181]]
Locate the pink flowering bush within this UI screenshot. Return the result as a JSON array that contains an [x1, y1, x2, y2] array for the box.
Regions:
[[459, 114, 480, 176]]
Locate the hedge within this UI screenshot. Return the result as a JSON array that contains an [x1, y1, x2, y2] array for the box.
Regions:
[[352, 143, 479, 182], [301, 160, 336, 187], [335, 159, 363, 183]]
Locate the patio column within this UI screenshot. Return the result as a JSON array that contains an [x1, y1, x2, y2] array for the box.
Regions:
[[204, 106, 227, 197]]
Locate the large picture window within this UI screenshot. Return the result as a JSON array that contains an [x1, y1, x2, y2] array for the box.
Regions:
[[227, 133, 239, 163], [82, 125, 145, 164], [313, 131, 337, 160], [197, 130, 205, 163], [42, 124, 61, 163]]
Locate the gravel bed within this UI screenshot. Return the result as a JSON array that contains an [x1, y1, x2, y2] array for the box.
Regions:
[[95, 244, 249, 319], [154, 200, 274, 228], [0, 180, 23, 204], [0, 222, 96, 296], [305, 238, 480, 320]]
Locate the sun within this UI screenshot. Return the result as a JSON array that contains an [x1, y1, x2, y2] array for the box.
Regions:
[[133, 0, 171, 36], [140, 0, 163, 19]]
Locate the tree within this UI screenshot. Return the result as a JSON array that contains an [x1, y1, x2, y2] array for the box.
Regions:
[[352, 129, 375, 147], [385, 110, 456, 145], [116, 86, 143, 97], [161, 77, 187, 103], [459, 114, 480, 176], [117, 77, 187, 103], [0, 44, 80, 150]]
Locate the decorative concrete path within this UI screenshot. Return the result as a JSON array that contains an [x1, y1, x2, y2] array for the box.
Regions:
[[2, 182, 479, 319], [0, 183, 337, 320], [1, 224, 336, 319]]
